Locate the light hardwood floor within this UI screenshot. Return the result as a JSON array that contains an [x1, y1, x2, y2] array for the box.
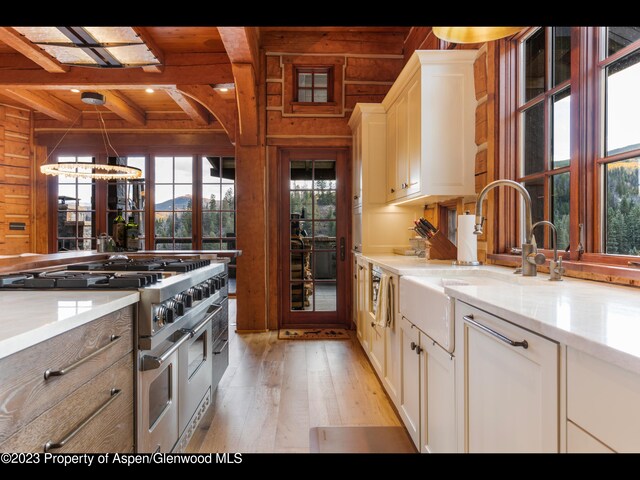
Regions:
[[186, 299, 402, 453]]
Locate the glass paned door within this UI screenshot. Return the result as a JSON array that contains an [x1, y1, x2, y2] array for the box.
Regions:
[[281, 150, 348, 327]]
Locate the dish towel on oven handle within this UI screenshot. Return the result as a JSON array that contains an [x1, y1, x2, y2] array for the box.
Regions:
[[374, 273, 393, 328]]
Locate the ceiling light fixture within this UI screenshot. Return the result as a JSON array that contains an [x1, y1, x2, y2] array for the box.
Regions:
[[432, 27, 525, 44], [39, 92, 142, 181], [212, 83, 235, 92], [145, 88, 154, 93]]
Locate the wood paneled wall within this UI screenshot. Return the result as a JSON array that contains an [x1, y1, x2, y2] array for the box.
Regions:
[[263, 30, 405, 142], [0, 104, 33, 254], [261, 31, 406, 330]]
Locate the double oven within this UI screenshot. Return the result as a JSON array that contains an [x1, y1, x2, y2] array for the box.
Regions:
[[136, 265, 229, 453]]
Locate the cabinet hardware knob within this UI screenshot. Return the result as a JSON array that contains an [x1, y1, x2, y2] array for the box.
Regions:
[[410, 341, 417, 351], [353, 195, 359, 200], [390, 188, 395, 193], [371, 322, 375, 327], [415, 345, 423, 354]]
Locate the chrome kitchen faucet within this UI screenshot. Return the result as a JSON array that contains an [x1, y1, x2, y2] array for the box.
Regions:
[[473, 179, 546, 277]]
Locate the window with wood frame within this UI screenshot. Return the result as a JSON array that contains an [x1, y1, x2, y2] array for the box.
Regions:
[[502, 26, 640, 266], [518, 27, 571, 250], [295, 67, 333, 103], [55, 156, 96, 251]]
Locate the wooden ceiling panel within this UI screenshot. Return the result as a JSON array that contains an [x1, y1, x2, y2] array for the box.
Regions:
[[119, 89, 181, 112], [146, 27, 226, 53], [46, 89, 179, 113]]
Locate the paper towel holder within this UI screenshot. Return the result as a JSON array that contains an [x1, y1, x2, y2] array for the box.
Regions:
[[452, 211, 482, 266]]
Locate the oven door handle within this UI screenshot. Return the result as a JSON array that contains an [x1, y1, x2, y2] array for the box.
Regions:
[[141, 330, 191, 371], [187, 309, 217, 337]]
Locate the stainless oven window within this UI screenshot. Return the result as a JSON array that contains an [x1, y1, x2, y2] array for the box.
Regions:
[[148, 364, 172, 429], [188, 329, 207, 379]]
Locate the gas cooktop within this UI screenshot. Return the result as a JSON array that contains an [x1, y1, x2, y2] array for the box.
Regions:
[[68, 258, 211, 273], [0, 271, 161, 289]]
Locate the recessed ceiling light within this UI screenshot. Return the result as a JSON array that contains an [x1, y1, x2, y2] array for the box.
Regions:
[[145, 88, 154, 94], [70, 88, 80, 93], [219, 88, 229, 93]]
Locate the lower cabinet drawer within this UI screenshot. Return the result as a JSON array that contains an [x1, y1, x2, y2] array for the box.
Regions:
[[0, 306, 133, 443], [0, 354, 134, 453], [567, 347, 640, 452]]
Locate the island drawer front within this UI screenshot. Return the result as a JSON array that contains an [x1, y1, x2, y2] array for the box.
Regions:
[[567, 347, 640, 453], [0, 305, 134, 443], [0, 353, 134, 453]]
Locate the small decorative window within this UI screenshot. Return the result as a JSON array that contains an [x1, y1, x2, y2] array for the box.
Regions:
[[295, 67, 332, 103]]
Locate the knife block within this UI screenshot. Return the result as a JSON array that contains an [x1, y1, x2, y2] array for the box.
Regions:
[[426, 231, 458, 260]]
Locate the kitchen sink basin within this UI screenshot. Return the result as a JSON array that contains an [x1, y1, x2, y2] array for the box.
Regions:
[[399, 270, 559, 353]]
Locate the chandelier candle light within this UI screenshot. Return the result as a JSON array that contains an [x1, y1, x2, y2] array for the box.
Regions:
[[39, 91, 142, 181]]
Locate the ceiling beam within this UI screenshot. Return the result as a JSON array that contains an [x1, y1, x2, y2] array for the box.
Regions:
[[98, 90, 146, 126], [166, 89, 210, 125], [218, 27, 260, 146], [217, 27, 260, 72], [0, 27, 69, 74], [0, 63, 233, 90], [2, 89, 80, 122], [231, 64, 258, 145], [132, 27, 165, 74], [176, 85, 236, 141]]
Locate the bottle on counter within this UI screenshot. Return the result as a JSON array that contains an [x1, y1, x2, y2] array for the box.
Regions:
[[126, 215, 140, 251], [112, 208, 126, 250]]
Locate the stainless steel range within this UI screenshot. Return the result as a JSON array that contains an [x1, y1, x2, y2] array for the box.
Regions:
[[0, 257, 229, 453]]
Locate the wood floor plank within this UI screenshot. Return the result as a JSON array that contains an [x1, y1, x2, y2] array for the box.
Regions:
[[188, 300, 402, 453], [306, 341, 343, 428], [273, 341, 310, 452]]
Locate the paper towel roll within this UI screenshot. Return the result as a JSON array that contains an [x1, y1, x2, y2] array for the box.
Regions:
[[457, 214, 478, 263]]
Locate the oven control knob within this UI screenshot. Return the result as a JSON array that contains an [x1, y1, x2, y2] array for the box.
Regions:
[[207, 279, 217, 294], [189, 287, 203, 301], [175, 292, 193, 309], [155, 305, 170, 328], [199, 283, 211, 297], [165, 300, 181, 319]]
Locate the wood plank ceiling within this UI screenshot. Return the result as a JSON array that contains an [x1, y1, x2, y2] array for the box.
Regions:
[[0, 27, 237, 137]]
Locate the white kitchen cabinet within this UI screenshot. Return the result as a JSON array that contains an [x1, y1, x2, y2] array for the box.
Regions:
[[567, 347, 640, 452], [383, 273, 401, 408], [421, 338, 456, 453], [356, 258, 369, 350], [455, 301, 559, 452], [369, 319, 385, 377], [382, 50, 478, 205], [349, 104, 422, 254], [399, 316, 421, 447]]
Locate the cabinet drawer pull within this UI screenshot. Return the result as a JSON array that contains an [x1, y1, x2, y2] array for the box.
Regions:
[[463, 314, 528, 349], [44, 334, 122, 380], [43, 388, 121, 452]]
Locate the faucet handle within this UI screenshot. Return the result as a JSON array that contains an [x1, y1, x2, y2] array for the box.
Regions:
[[550, 257, 565, 281], [527, 252, 546, 266]]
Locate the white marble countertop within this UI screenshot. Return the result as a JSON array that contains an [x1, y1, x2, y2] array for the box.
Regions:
[[0, 290, 140, 360], [356, 252, 640, 374]]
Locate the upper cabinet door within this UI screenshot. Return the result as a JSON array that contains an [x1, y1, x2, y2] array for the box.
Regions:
[[406, 72, 421, 198], [352, 123, 362, 209], [385, 105, 398, 203], [381, 51, 478, 205]]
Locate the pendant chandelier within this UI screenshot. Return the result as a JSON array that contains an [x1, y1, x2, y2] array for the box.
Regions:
[[432, 27, 525, 44], [39, 91, 142, 180]]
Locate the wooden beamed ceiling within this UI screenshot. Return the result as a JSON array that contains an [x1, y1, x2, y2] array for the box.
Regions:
[[0, 27, 233, 138]]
